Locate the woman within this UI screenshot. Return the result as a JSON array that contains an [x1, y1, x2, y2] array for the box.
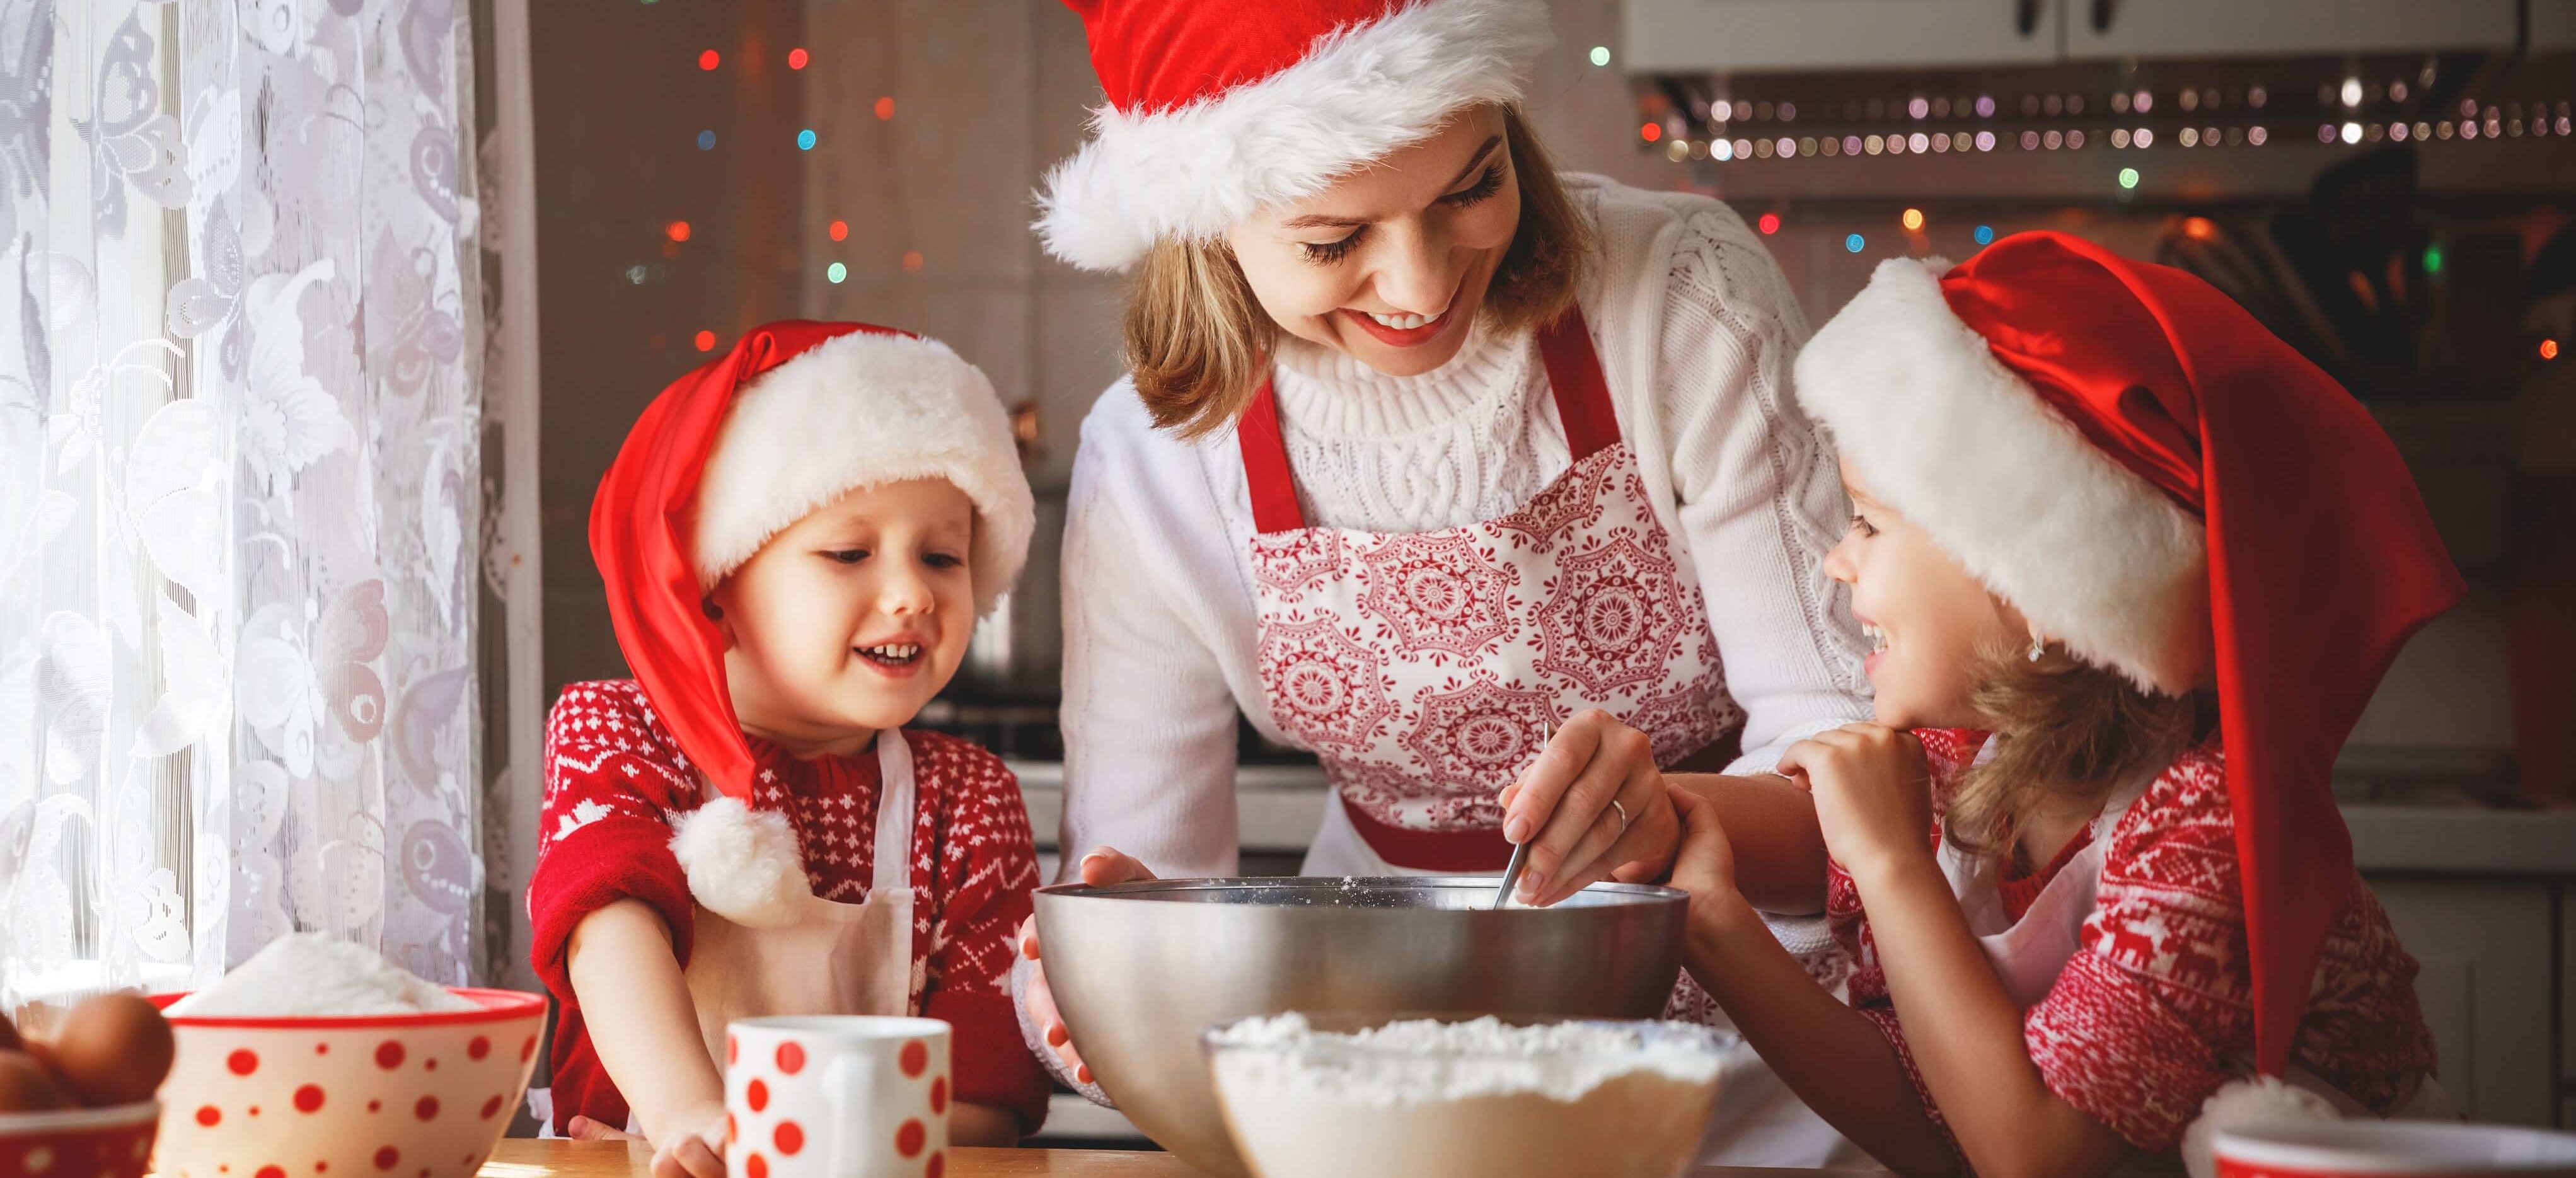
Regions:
[[1016, 0, 1874, 1164]]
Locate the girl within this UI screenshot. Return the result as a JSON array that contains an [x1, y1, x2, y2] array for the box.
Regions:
[[527, 322, 1049, 1176], [1665, 232, 2464, 1178]]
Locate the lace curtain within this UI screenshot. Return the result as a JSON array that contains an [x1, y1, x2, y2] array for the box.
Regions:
[[0, 0, 495, 1011]]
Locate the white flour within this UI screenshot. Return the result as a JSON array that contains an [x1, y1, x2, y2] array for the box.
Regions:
[[166, 933, 476, 1017], [1210, 1014, 1724, 1178], [1208, 1012, 1719, 1106]]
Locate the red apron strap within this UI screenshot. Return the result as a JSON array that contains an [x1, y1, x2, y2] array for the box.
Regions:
[[1537, 308, 1621, 461], [1240, 309, 1615, 534], [1237, 378, 1308, 534]]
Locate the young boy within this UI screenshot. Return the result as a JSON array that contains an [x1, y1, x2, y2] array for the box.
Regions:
[[526, 322, 1048, 1174]]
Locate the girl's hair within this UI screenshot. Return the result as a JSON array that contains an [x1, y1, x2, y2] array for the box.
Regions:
[[1121, 104, 1591, 439], [1941, 645, 2209, 859]]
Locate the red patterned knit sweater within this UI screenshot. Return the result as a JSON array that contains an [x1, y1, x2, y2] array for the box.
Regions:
[[1830, 728, 2436, 1155], [526, 679, 1048, 1135]]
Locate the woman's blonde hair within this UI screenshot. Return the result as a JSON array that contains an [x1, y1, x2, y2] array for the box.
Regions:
[[1122, 105, 1591, 438], [1940, 645, 2210, 860]]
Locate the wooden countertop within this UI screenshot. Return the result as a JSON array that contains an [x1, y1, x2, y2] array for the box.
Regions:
[[483, 1139, 1199, 1175], [480, 1138, 1820, 1175]]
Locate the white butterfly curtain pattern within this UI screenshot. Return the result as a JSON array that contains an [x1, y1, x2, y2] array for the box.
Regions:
[[0, 0, 496, 1008]]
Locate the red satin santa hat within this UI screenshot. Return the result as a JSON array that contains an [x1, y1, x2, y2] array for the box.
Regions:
[[1794, 232, 2464, 1079], [1036, 0, 1552, 271], [589, 321, 1033, 806]]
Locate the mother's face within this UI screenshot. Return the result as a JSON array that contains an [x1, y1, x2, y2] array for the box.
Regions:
[[1225, 105, 1522, 378]]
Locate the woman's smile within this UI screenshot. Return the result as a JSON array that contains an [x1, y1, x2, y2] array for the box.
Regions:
[[1339, 297, 1457, 347]]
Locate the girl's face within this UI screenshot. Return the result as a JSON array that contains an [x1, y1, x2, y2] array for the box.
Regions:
[[1821, 450, 2029, 730], [708, 478, 978, 756], [1225, 104, 1522, 378]]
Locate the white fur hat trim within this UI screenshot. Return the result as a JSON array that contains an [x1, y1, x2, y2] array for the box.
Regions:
[[1033, 0, 1552, 272], [690, 329, 1035, 616], [2180, 1077, 2343, 1178], [1793, 256, 2212, 695], [669, 795, 809, 930]]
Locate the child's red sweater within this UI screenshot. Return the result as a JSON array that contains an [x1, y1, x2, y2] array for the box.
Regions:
[[525, 679, 1048, 1135], [1830, 728, 2435, 1155]]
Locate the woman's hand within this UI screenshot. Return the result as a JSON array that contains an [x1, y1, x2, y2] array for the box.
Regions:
[[1018, 848, 1155, 1085], [1776, 724, 1933, 884], [1494, 710, 1677, 906]]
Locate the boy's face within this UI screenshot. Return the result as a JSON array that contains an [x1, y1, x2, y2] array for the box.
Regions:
[[1820, 449, 2024, 730], [709, 478, 978, 754]]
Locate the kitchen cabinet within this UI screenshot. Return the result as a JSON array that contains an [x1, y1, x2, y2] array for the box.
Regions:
[[1622, 0, 2059, 73], [1622, 0, 2520, 74], [2062, 0, 2520, 61], [2368, 879, 2558, 1127]]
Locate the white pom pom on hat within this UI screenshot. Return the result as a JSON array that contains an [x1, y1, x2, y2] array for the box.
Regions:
[[668, 795, 809, 928]]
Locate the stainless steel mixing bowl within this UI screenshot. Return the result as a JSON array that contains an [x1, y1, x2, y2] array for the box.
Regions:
[[1032, 877, 1689, 1177]]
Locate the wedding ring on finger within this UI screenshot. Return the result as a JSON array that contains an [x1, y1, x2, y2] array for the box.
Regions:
[[1610, 798, 1631, 836]]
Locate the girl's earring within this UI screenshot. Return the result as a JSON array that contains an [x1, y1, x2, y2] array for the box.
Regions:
[[2026, 635, 2045, 662]]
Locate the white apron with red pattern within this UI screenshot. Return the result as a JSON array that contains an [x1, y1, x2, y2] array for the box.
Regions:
[[1242, 309, 1741, 873], [1240, 311, 1863, 1167]]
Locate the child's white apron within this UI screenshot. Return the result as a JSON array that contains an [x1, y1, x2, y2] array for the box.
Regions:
[[684, 729, 921, 1062], [532, 730, 920, 1136]]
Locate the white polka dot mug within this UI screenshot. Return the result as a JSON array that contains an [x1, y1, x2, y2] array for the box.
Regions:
[[725, 1016, 950, 1178], [149, 989, 545, 1178]]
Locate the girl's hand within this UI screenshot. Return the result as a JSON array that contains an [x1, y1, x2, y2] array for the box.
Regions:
[[597, 1100, 725, 1178], [1496, 710, 1678, 906], [1777, 724, 1934, 884], [1019, 848, 1155, 1085], [1666, 786, 1741, 911]]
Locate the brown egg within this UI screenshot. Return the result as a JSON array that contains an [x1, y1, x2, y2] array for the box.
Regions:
[[44, 993, 175, 1106], [0, 1050, 71, 1112]]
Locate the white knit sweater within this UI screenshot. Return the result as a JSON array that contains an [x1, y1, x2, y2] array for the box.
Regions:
[[1054, 175, 1873, 877]]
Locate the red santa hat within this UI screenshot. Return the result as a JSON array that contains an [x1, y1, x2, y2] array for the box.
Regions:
[[588, 321, 1032, 925], [1036, 0, 1553, 271], [1793, 233, 2464, 1083]]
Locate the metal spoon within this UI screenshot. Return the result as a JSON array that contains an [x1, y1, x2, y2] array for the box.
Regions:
[[1491, 840, 1532, 909]]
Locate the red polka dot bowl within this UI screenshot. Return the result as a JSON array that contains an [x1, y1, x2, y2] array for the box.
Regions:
[[0, 1100, 159, 1178], [146, 988, 545, 1178]]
